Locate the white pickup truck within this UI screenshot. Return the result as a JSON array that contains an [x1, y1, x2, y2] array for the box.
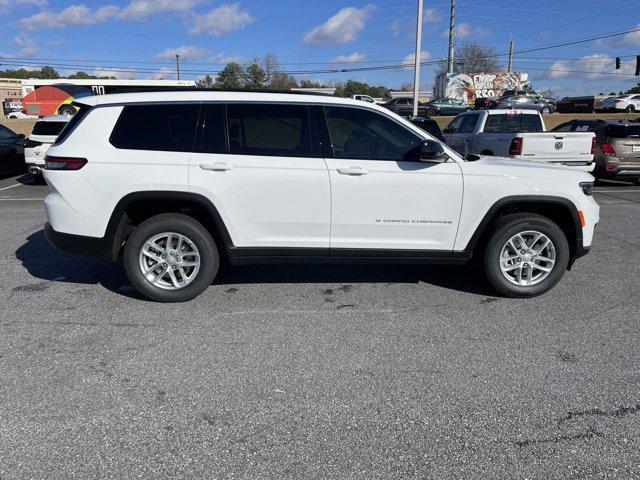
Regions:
[[443, 109, 596, 171]]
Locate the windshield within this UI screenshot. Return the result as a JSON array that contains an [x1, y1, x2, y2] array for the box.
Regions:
[[606, 124, 640, 138]]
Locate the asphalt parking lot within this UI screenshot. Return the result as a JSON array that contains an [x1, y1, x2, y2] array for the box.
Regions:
[[1, 173, 639, 479]]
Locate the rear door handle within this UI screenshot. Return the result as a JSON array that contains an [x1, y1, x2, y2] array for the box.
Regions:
[[200, 162, 234, 171], [337, 166, 370, 176]]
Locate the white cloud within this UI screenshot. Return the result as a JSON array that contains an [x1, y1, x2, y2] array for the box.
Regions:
[[92, 67, 137, 79], [303, 5, 374, 46], [388, 20, 401, 37], [119, 0, 200, 21], [425, 8, 441, 23], [14, 32, 38, 58], [0, 0, 46, 12], [402, 51, 430, 69], [209, 52, 243, 64], [539, 53, 633, 81], [157, 45, 208, 60], [615, 22, 640, 46], [19, 4, 118, 30], [332, 52, 366, 63], [149, 67, 176, 80], [389, 9, 441, 38], [452, 22, 488, 38], [190, 3, 253, 36]]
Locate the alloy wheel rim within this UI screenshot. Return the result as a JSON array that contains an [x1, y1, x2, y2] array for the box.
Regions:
[[138, 232, 200, 290], [499, 230, 556, 286]]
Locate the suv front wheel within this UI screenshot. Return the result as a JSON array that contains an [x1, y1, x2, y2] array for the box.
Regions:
[[483, 214, 569, 297], [123, 213, 220, 302]]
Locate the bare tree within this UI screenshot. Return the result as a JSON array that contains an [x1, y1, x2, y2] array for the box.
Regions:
[[437, 43, 499, 75], [260, 53, 297, 89]]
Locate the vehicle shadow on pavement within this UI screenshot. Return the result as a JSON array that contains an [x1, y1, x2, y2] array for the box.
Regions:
[[16, 230, 493, 298], [15, 230, 141, 299]]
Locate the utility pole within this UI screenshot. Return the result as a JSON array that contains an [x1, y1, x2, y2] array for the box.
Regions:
[[175, 54, 180, 80], [507, 36, 514, 73], [412, 0, 423, 116], [447, 0, 455, 74]]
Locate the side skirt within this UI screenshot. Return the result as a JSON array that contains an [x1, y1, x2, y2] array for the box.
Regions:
[[227, 247, 470, 266]]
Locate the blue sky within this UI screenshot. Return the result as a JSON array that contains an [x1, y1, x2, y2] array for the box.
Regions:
[[1, 0, 639, 97]]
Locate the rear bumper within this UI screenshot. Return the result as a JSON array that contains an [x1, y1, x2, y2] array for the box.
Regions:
[[44, 222, 117, 260]]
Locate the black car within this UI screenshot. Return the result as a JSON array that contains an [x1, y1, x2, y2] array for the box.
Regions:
[[0, 124, 25, 175], [382, 97, 428, 116], [404, 116, 445, 142], [423, 97, 473, 116]]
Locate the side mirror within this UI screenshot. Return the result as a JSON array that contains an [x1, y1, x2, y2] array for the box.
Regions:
[[419, 140, 448, 163]]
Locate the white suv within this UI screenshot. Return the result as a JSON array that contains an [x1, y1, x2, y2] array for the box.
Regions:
[[43, 91, 599, 302]]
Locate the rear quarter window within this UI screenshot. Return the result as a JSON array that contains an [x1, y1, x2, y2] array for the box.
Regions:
[[110, 103, 200, 152], [32, 121, 67, 136], [483, 114, 543, 133]]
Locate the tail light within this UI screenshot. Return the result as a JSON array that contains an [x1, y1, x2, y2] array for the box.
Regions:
[[615, 99, 622, 103], [44, 156, 87, 171], [509, 137, 523, 156], [606, 164, 617, 171], [24, 139, 43, 148], [497, 100, 503, 104], [599, 142, 616, 155], [590, 136, 596, 155]]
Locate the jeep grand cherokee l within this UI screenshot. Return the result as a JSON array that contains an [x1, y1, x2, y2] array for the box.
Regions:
[[43, 91, 599, 302]]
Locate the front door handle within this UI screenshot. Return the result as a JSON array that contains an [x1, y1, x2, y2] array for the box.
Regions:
[[200, 162, 234, 171], [337, 166, 370, 176]]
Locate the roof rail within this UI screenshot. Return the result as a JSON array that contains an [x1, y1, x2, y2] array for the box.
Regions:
[[158, 87, 333, 96]]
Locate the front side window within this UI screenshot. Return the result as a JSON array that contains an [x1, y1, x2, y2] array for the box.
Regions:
[[443, 115, 463, 133], [226, 103, 312, 157], [110, 103, 199, 152], [324, 106, 421, 161], [459, 114, 479, 134]]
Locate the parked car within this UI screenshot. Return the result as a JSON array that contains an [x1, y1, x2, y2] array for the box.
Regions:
[[605, 94, 640, 113], [6, 110, 37, 119], [403, 115, 445, 142], [502, 90, 557, 106], [43, 92, 598, 301], [594, 96, 617, 112], [352, 94, 385, 104], [24, 115, 70, 179], [552, 118, 640, 185], [381, 97, 427, 115], [442, 109, 595, 170], [423, 97, 473, 116], [0, 124, 25, 175], [488, 95, 555, 114]]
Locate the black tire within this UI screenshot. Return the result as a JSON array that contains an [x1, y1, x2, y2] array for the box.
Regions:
[[426, 108, 437, 117], [483, 213, 569, 298], [58, 105, 76, 116], [465, 107, 472, 112], [123, 213, 219, 302], [480, 150, 494, 156], [541, 107, 551, 115], [626, 105, 635, 113], [632, 178, 640, 186]]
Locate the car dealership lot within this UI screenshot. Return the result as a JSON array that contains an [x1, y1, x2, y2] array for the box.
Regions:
[[1, 174, 639, 479]]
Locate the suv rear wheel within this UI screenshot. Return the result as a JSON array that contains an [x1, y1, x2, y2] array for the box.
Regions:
[[123, 213, 219, 302], [483, 214, 569, 297]]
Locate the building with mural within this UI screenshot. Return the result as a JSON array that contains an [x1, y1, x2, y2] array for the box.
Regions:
[[433, 72, 530, 104]]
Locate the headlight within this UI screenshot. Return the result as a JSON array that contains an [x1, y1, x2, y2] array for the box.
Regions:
[[579, 181, 594, 196]]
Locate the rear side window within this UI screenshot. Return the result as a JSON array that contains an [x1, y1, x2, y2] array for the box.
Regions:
[[226, 103, 312, 157], [483, 114, 543, 133], [606, 124, 640, 138], [110, 103, 199, 152], [32, 121, 66, 136]]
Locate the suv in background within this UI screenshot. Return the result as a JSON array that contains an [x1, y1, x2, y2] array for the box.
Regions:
[[43, 91, 598, 302], [24, 115, 70, 180], [552, 118, 640, 184]]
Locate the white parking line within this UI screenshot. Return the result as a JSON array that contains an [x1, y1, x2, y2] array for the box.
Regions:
[[0, 183, 23, 191]]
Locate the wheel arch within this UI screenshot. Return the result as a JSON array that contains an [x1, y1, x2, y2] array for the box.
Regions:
[[104, 191, 233, 260], [463, 195, 584, 268]]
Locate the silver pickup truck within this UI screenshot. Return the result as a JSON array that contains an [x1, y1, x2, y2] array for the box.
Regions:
[[443, 109, 595, 171]]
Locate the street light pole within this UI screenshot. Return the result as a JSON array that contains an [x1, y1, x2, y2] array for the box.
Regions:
[[176, 54, 180, 80], [412, 0, 423, 117]]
